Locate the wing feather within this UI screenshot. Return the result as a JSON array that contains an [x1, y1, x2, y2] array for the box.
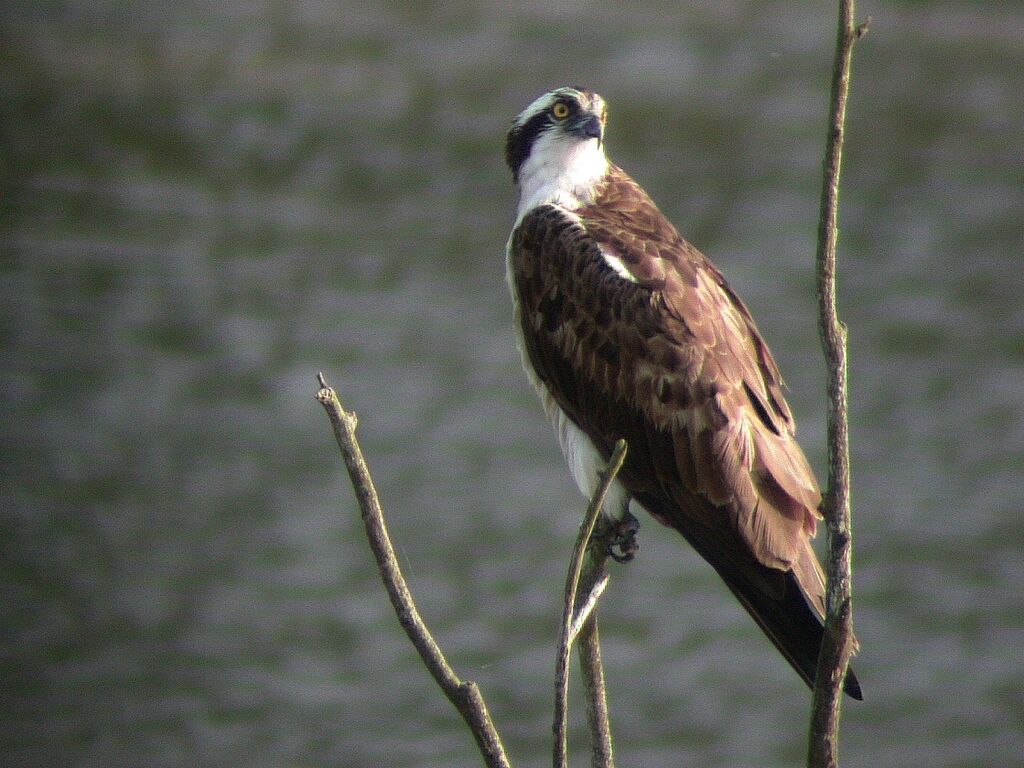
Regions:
[[508, 164, 860, 696]]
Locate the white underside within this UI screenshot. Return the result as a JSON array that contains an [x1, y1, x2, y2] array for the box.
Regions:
[[552, 401, 632, 521], [516, 316, 632, 522], [505, 237, 631, 522], [507, 109, 631, 520]]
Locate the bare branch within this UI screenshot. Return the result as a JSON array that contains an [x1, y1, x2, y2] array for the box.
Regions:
[[578, 592, 615, 768], [808, 4, 867, 767], [315, 373, 511, 768], [568, 569, 610, 646], [554, 440, 627, 768]]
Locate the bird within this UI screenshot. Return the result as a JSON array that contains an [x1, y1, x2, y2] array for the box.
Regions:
[[503, 86, 861, 700]]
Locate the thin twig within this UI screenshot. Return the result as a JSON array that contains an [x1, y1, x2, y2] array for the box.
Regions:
[[315, 373, 511, 768], [808, 4, 867, 767], [554, 440, 627, 768], [568, 569, 610, 645], [578, 589, 614, 768], [572, 528, 614, 768]]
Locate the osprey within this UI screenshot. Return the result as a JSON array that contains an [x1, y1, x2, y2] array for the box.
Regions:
[[504, 86, 861, 699]]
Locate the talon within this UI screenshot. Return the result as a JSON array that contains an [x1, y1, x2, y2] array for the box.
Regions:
[[609, 549, 627, 562], [608, 532, 639, 562], [603, 510, 640, 563]]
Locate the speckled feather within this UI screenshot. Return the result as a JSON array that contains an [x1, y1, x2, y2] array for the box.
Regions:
[[509, 164, 861, 698]]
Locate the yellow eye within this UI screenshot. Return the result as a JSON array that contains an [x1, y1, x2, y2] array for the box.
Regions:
[[552, 101, 570, 120]]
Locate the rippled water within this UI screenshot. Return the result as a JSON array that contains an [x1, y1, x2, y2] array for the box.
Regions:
[[3, 2, 1022, 767]]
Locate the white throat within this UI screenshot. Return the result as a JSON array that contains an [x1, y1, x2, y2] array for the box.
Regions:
[[515, 133, 608, 224]]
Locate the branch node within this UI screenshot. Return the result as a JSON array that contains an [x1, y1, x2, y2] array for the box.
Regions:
[[315, 375, 335, 405]]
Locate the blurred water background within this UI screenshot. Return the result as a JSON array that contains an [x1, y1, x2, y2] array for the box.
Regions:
[[2, 2, 1022, 766]]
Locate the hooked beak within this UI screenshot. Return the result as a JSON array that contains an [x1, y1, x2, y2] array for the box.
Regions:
[[571, 113, 604, 145]]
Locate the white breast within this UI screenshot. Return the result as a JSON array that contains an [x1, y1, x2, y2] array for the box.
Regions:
[[515, 132, 608, 225]]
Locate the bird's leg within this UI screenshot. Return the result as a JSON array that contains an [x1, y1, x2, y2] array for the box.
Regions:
[[596, 509, 640, 563]]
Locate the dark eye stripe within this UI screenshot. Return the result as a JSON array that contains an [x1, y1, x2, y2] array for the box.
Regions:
[[505, 107, 558, 182]]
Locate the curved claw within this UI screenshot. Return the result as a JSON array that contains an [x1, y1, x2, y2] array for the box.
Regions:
[[603, 510, 640, 563], [608, 541, 637, 563]]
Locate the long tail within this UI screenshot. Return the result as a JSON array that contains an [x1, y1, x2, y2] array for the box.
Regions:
[[721, 566, 863, 700], [645, 494, 864, 699]]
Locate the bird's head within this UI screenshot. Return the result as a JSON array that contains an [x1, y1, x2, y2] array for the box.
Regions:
[[505, 87, 609, 208]]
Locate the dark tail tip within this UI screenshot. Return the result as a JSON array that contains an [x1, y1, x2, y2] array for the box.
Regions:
[[843, 667, 864, 700]]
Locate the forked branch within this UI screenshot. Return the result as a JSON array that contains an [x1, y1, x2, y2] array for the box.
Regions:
[[554, 439, 627, 768], [319, 371, 626, 767]]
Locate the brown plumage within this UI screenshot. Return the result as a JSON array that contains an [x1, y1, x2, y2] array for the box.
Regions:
[[508, 159, 862, 699]]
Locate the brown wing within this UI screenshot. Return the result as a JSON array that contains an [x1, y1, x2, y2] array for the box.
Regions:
[[509, 168, 861, 697], [579, 168, 823, 564]]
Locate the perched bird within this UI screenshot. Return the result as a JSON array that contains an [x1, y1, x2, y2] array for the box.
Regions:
[[504, 86, 861, 699]]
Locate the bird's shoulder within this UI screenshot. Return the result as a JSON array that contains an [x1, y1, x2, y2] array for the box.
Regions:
[[577, 163, 698, 285], [586, 166, 798, 426], [512, 165, 794, 433]]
